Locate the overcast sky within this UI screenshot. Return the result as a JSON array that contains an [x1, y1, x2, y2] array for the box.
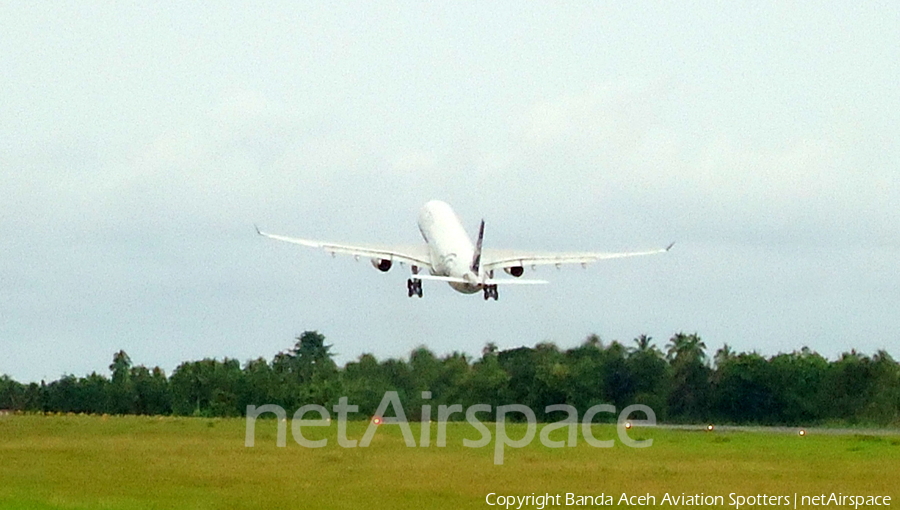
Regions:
[[2, 2, 898, 383]]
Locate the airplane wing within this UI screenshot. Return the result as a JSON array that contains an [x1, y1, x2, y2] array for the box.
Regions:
[[481, 243, 674, 272], [256, 227, 433, 269]]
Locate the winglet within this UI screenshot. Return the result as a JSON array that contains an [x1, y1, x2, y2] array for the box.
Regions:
[[254, 224, 263, 235], [665, 242, 675, 251], [471, 219, 485, 276]]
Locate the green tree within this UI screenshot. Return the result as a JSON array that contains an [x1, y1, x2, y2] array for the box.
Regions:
[[630, 334, 659, 357], [409, 346, 442, 391], [825, 350, 900, 425], [45, 375, 79, 413], [826, 350, 872, 423], [0, 375, 24, 410], [79, 372, 112, 414], [239, 357, 280, 411], [713, 344, 736, 368], [170, 358, 242, 417], [342, 354, 406, 416], [601, 341, 635, 409], [109, 351, 135, 414], [497, 344, 567, 418], [464, 348, 510, 410], [405, 347, 472, 419], [666, 332, 711, 422], [131, 366, 171, 415], [436, 352, 472, 408], [21, 382, 44, 412], [273, 331, 340, 407], [109, 351, 132, 385], [767, 348, 829, 425], [563, 336, 606, 412], [865, 350, 900, 424], [627, 336, 670, 419], [712, 352, 777, 424]]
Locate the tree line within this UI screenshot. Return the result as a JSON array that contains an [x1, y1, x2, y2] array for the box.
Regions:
[[1, 331, 898, 426]]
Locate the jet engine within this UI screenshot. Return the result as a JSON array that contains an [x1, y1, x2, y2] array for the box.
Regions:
[[504, 266, 524, 277], [371, 258, 393, 272]]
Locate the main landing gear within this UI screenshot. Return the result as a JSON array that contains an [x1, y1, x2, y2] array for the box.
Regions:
[[407, 278, 423, 298], [483, 284, 498, 301], [407, 266, 423, 298]]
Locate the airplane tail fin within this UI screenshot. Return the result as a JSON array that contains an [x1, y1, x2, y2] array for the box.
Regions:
[[471, 219, 485, 277]]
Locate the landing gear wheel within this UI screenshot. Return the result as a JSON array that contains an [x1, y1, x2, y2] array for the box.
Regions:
[[483, 284, 498, 301], [407, 278, 423, 298]]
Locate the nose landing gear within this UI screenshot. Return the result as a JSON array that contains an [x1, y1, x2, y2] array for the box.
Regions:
[[483, 284, 498, 301]]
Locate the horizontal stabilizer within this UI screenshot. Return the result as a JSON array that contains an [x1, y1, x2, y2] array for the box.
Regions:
[[414, 274, 548, 285], [414, 274, 470, 284], [484, 278, 548, 285]]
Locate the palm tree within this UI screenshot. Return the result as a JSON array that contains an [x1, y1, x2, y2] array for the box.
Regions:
[[630, 334, 661, 358], [666, 333, 707, 365], [872, 349, 895, 364], [665, 333, 710, 421], [713, 344, 735, 368]]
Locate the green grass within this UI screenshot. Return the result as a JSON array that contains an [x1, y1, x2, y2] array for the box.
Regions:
[[1, 415, 898, 509]]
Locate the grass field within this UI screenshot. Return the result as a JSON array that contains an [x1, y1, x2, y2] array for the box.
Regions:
[[1, 415, 898, 509]]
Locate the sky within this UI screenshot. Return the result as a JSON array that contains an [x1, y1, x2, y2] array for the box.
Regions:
[[2, 2, 898, 383]]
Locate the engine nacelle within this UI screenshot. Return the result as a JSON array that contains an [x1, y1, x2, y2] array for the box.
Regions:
[[371, 258, 393, 272], [504, 266, 524, 277]]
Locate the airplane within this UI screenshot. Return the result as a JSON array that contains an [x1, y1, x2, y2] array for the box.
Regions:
[[256, 200, 673, 300]]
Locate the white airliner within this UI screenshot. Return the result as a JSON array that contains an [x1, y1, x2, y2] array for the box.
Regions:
[[257, 200, 673, 300]]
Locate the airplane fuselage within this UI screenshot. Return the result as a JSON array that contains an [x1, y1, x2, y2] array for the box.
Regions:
[[417, 200, 481, 293]]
